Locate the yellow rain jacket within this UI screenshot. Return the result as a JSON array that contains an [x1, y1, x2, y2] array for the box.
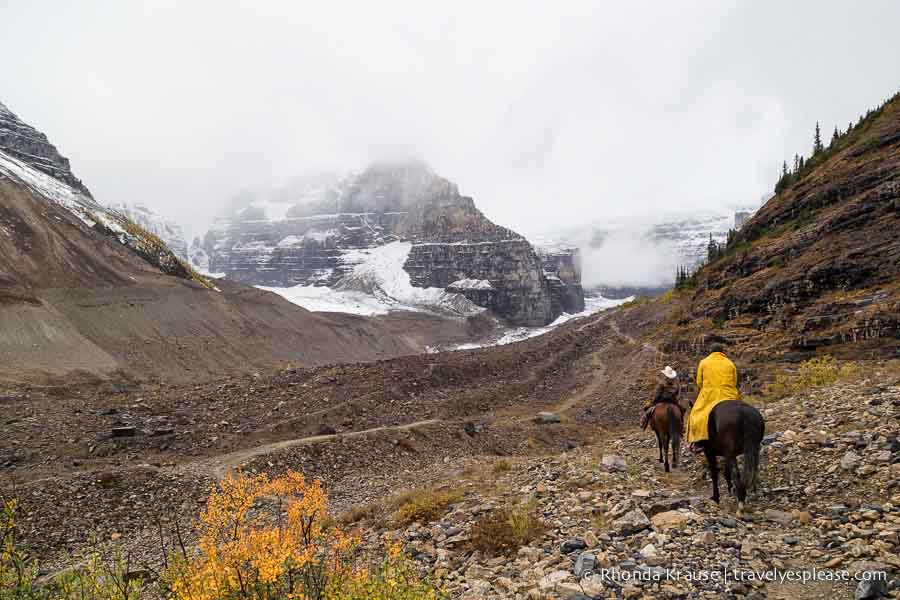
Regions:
[[687, 352, 740, 443]]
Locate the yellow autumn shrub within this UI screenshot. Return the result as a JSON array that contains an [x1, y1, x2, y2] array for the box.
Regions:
[[165, 470, 443, 600], [764, 355, 860, 399]]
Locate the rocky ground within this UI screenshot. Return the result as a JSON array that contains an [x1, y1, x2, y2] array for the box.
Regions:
[[2, 307, 646, 570], [4, 300, 899, 599], [354, 377, 900, 599]]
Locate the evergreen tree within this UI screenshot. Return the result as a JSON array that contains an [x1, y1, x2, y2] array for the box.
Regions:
[[793, 154, 801, 172], [813, 121, 824, 154], [775, 160, 792, 193], [706, 233, 723, 262], [831, 126, 839, 147]]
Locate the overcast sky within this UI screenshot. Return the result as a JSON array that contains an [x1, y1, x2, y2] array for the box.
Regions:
[[2, 1, 899, 241]]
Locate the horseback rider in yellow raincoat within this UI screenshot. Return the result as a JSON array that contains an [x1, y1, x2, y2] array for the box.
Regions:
[[688, 343, 740, 448]]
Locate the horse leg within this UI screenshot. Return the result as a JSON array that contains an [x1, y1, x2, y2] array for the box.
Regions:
[[737, 429, 763, 518], [704, 444, 720, 504], [733, 459, 747, 517], [724, 456, 735, 497], [671, 434, 679, 469], [668, 406, 681, 469], [662, 431, 670, 473], [655, 428, 663, 463]]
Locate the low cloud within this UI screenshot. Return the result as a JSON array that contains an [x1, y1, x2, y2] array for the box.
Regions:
[[577, 228, 678, 289]]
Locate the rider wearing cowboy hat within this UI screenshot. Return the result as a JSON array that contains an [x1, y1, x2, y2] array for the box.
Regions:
[[640, 365, 680, 430]]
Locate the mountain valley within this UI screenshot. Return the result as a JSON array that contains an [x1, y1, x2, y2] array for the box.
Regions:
[[2, 82, 900, 600]]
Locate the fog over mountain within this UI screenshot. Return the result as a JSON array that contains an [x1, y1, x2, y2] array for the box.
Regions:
[[2, 1, 899, 247]]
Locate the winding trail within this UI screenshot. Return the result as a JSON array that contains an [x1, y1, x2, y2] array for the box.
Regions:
[[189, 419, 443, 480]]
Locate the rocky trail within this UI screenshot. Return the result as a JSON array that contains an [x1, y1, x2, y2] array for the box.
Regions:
[[191, 418, 444, 480], [351, 376, 900, 599]]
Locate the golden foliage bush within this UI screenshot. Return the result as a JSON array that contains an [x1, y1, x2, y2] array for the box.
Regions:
[[764, 356, 860, 399], [165, 471, 443, 600], [3, 471, 442, 600], [469, 502, 546, 556]]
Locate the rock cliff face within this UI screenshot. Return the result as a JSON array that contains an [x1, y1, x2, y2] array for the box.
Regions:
[[535, 245, 585, 315], [204, 162, 584, 325], [665, 91, 900, 359], [0, 101, 89, 195]]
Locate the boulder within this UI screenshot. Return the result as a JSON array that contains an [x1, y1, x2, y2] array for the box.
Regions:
[[561, 538, 587, 553], [601, 454, 627, 472], [842, 451, 861, 471], [534, 412, 561, 424], [573, 552, 596, 577], [614, 509, 651, 535], [651, 511, 689, 530]]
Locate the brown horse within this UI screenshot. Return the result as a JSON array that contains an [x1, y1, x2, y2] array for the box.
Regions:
[[700, 399, 765, 517], [649, 402, 683, 472]]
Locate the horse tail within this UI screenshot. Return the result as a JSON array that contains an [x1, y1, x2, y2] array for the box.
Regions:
[[667, 404, 681, 447], [742, 421, 762, 494]]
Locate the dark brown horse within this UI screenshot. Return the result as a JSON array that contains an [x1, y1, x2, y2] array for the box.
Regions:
[[650, 402, 683, 472], [700, 400, 765, 517]]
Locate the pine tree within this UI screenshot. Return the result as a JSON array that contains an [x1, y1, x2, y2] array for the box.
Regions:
[[793, 154, 801, 172], [813, 121, 824, 154], [775, 160, 793, 193], [831, 126, 839, 147], [707, 233, 722, 262]]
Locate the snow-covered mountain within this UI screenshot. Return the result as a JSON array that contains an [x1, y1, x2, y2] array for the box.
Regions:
[[109, 203, 189, 261], [646, 209, 754, 268], [200, 161, 586, 326]]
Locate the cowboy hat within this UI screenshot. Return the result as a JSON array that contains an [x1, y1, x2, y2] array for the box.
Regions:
[[661, 366, 678, 379]]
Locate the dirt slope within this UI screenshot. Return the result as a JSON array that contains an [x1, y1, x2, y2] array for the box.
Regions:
[[0, 178, 478, 384]]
